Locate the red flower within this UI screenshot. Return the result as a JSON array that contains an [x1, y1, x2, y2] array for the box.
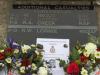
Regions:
[[66, 61, 80, 75], [4, 48, 13, 55], [21, 58, 31, 67], [80, 54, 88, 63], [4, 48, 13, 53], [0, 52, 5, 60], [97, 48, 100, 51]]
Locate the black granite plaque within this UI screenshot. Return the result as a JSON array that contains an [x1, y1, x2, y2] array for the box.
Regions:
[[8, 5, 98, 47]]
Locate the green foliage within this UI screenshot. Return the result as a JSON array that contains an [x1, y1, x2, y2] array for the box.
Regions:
[[58, 59, 66, 67], [69, 48, 80, 61], [58, 59, 68, 71], [88, 34, 100, 46]]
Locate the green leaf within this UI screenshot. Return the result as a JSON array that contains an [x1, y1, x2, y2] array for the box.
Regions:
[[69, 48, 80, 61], [59, 59, 66, 67]]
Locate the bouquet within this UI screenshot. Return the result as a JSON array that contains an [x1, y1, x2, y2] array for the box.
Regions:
[[0, 38, 48, 75], [59, 35, 100, 75]]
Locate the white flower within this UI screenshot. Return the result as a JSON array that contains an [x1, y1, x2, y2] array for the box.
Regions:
[[78, 49, 82, 54], [38, 67, 48, 75], [14, 49, 19, 54], [16, 61, 21, 67], [21, 44, 31, 53], [83, 51, 90, 57], [20, 66, 25, 73], [32, 63, 37, 70], [0, 50, 4, 52], [81, 67, 88, 75], [31, 44, 36, 47], [95, 51, 100, 58], [32, 74, 36, 75], [22, 49, 27, 53], [35, 50, 39, 55], [85, 42, 97, 53], [5, 57, 12, 64], [0, 63, 4, 67]]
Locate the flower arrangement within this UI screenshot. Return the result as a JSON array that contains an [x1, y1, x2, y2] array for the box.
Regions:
[[0, 38, 48, 75], [59, 35, 100, 75]]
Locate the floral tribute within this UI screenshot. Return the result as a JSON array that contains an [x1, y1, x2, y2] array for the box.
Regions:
[[0, 38, 48, 75], [59, 35, 100, 75]]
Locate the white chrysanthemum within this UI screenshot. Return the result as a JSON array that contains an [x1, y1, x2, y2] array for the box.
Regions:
[[5, 57, 12, 64], [38, 67, 48, 75], [35, 50, 39, 55], [31, 44, 36, 47], [0, 50, 4, 52], [32, 63, 37, 70], [20, 66, 25, 73], [22, 49, 27, 53], [83, 51, 90, 57], [81, 67, 88, 75], [16, 61, 21, 67], [78, 49, 82, 54], [22, 44, 31, 50], [21, 44, 31, 53], [95, 51, 100, 58], [85, 42, 97, 53], [14, 49, 19, 54]]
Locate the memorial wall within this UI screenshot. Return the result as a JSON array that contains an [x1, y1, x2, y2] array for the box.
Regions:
[[8, 4, 98, 47], [0, 1, 100, 75], [0, 0, 100, 43]]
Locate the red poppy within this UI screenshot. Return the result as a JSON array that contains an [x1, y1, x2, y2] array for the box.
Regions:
[[66, 61, 80, 75], [80, 54, 88, 63], [21, 58, 31, 67], [0, 52, 5, 60]]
